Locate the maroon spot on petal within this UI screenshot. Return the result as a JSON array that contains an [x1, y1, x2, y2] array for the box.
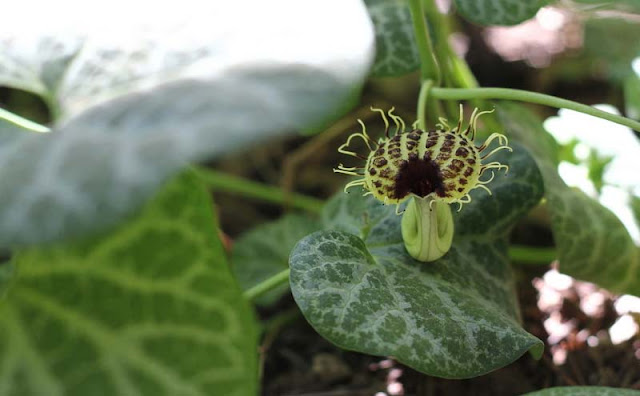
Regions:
[[375, 147, 385, 156], [407, 131, 422, 140], [369, 168, 377, 176], [373, 157, 388, 167], [455, 147, 469, 158], [464, 167, 473, 177], [441, 170, 456, 180], [467, 158, 476, 165], [460, 178, 468, 185], [457, 187, 464, 192], [442, 140, 454, 149], [448, 159, 464, 172]]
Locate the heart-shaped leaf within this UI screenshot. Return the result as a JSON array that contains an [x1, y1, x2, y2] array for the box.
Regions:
[[498, 103, 640, 295], [454, 0, 548, 26], [0, 0, 375, 248], [0, 171, 258, 395], [290, 143, 544, 378], [364, 0, 420, 77], [524, 386, 640, 396]]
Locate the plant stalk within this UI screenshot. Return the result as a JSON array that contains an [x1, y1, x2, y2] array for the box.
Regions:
[[431, 87, 640, 131], [0, 107, 50, 133], [408, 0, 441, 84], [195, 167, 323, 214], [244, 268, 290, 302]]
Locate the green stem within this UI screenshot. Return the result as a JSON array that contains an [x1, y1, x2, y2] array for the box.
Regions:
[[508, 245, 557, 265], [417, 80, 434, 129], [0, 107, 50, 133], [244, 268, 290, 302], [431, 87, 640, 131], [408, 0, 441, 84], [195, 167, 323, 214]]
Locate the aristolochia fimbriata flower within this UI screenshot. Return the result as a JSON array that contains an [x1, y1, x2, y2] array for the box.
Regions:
[[334, 106, 511, 262]]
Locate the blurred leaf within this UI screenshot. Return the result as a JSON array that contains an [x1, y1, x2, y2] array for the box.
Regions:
[[584, 18, 640, 82], [624, 74, 640, 120], [524, 386, 640, 396], [364, 0, 420, 77], [454, 0, 548, 26], [0, 171, 258, 395], [631, 195, 640, 229], [0, 1, 375, 248], [586, 150, 613, 194], [557, 139, 580, 165], [573, 0, 640, 12], [499, 102, 640, 295], [290, 144, 544, 378], [233, 213, 321, 306]]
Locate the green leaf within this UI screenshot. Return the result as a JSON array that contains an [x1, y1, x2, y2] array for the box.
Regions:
[[631, 195, 640, 230], [583, 18, 640, 82], [0, 2, 374, 248], [498, 102, 640, 295], [0, 171, 258, 395], [290, 144, 544, 378], [524, 386, 640, 396], [364, 0, 420, 77], [454, 0, 548, 26], [232, 213, 321, 306], [624, 74, 640, 120]]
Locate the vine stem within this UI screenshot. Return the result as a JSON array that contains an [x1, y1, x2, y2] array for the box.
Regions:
[[431, 87, 640, 131], [244, 268, 290, 302], [195, 167, 323, 214], [417, 80, 434, 129], [0, 107, 50, 133], [408, 0, 440, 84]]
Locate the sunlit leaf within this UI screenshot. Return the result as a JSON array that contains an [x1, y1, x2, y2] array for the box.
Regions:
[[0, 0, 375, 248]]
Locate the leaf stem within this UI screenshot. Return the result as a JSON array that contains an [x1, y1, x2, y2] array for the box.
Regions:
[[195, 167, 323, 214], [244, 268, 290, 302], [508, 245, 557, 265], [417, 80, 434, 129], [408, 0, 440, 84], [0, 107, 50, 133], [431, 87, 640, 131]]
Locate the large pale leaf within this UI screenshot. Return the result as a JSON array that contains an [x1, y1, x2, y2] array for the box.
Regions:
[[0, 171, 258, 395], [0, 0, 375, 247], [524, 386, 640, 396], [498, 103, 640, 295], [454, 0, 548, 26], [290, 144, 544, 378], [232, 213, 321, 306], [364, 0, 420, 77]]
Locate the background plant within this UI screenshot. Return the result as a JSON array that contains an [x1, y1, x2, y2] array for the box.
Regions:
[[1, 0, 639, 395]]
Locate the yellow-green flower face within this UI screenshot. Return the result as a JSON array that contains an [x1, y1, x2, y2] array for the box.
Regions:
[[335, 107, 511, 210], [364, 128, 481, 205]]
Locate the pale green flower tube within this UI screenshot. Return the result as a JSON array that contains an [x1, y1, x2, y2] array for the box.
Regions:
[[401, 197, 454, 262]]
